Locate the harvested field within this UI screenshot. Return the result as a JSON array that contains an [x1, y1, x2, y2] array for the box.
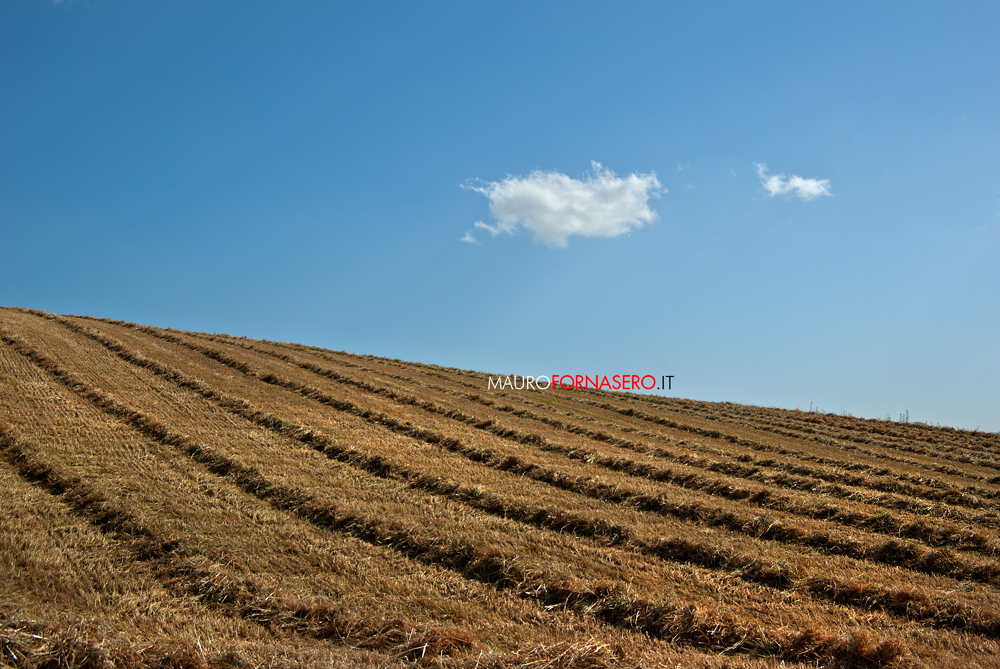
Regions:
[[2, 306, 999, 668]]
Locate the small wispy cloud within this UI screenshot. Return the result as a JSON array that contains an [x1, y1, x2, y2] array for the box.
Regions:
[[462, 162, 663, 248], [755, 163, 831, 201], [473, 221, 497, 235], [460, 231, 479, 244]]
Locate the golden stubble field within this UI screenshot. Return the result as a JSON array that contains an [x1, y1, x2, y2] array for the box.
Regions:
[[2, 306, 999, 668]]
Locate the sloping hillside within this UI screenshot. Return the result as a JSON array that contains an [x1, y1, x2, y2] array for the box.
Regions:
[[2, 307, 999, 668]]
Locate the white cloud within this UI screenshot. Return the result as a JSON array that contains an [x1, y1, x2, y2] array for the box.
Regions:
[[754, 163, 831, 201], [473, 220, 498, 235], [460, 232, 479, 244], [463, 162, 663, 248]]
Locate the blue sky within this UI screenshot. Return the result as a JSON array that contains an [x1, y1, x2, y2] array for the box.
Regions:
[[2, 1, 998, 431]]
